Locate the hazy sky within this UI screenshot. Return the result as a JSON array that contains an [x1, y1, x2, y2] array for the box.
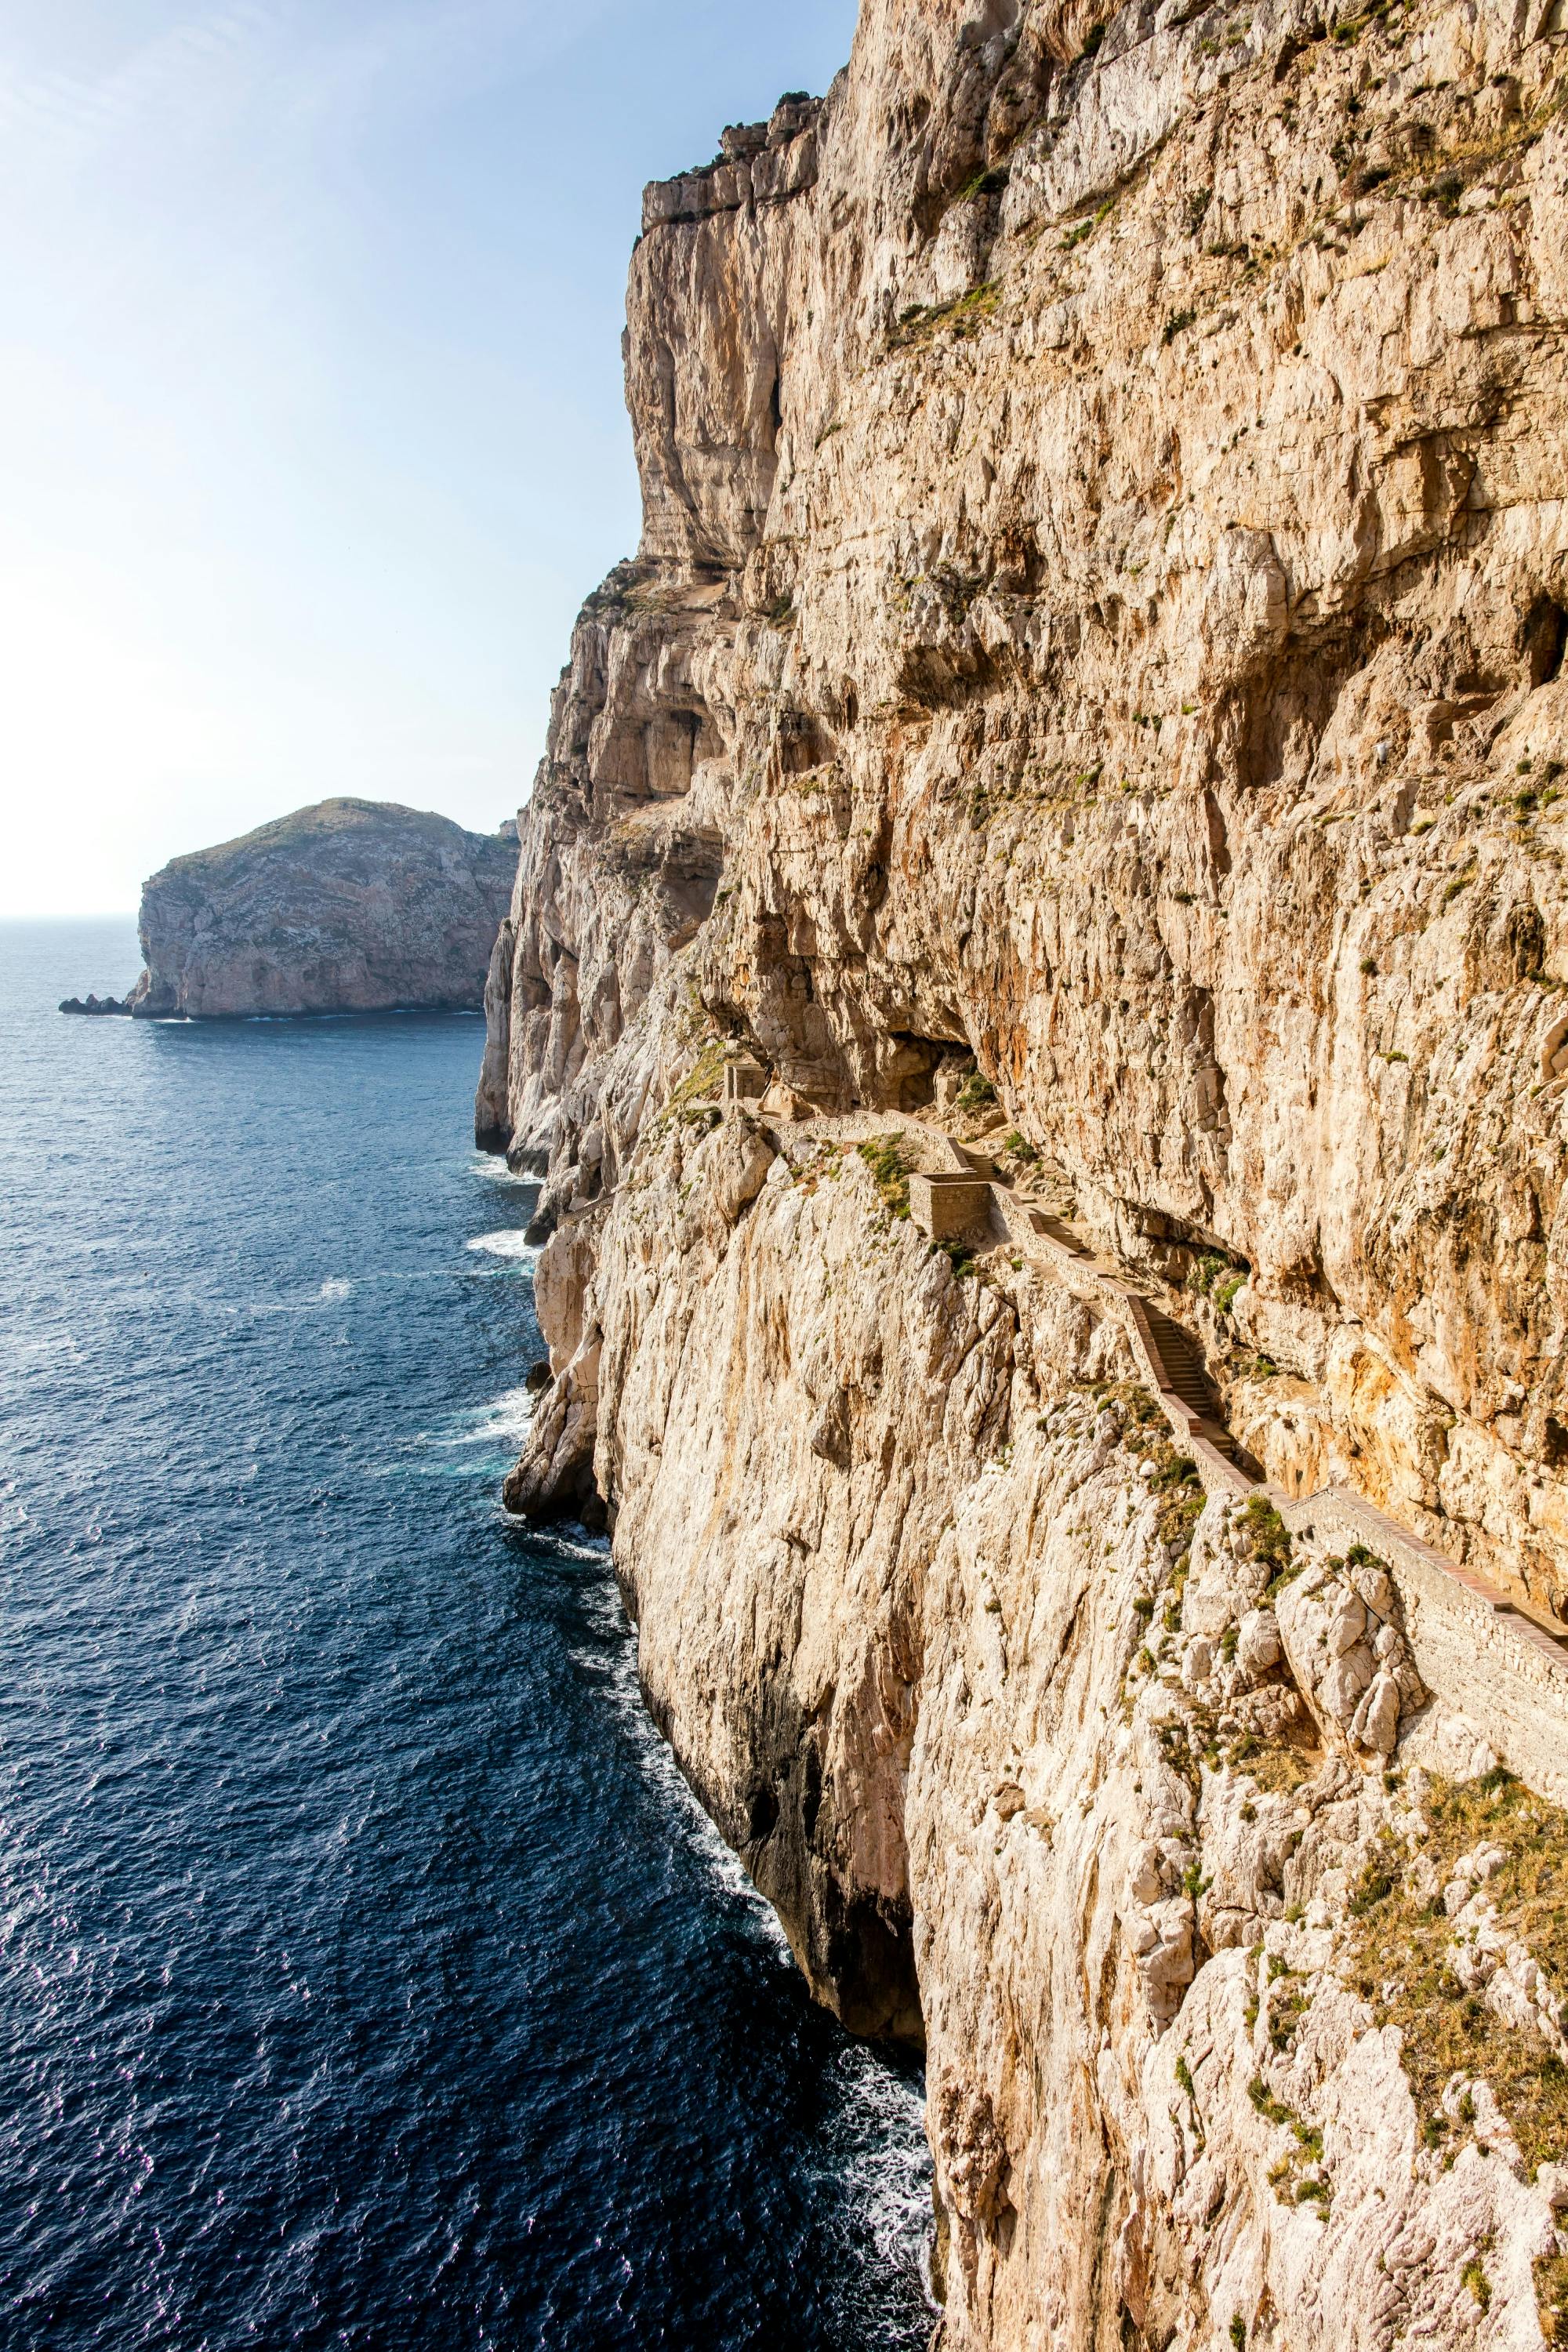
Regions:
[[0, 0, 859, 916]]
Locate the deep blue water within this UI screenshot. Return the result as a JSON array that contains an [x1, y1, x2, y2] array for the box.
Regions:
[[0, 920, 931, 2351]]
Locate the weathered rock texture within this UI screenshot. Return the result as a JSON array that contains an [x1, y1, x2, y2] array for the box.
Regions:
[[485, 1, 1568, 2342], [58, 993, 131, 1017], [131, 798, 516, 1021]]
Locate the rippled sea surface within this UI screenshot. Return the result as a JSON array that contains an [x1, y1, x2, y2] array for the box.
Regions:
[[0, 920, 931, 2350]]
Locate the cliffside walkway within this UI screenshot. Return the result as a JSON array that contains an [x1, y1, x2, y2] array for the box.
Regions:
[[733, 1088, 1568, 1803], [905, 1124, 1568, 1802]]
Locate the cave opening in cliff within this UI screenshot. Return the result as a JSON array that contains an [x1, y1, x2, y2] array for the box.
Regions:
[[1524, 593, 1568, 689]]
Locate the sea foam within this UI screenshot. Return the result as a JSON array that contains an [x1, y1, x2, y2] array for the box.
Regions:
[[464, 1230, 539, 1261]]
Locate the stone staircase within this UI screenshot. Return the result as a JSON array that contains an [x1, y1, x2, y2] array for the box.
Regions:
[[1138, 1303, 1239, 1462], [927, 1147, 1245, 1472], [914, 1141, 1249, 1475], [731, 1092, 1568, 1789], [931, 1142, 1568, 1797]]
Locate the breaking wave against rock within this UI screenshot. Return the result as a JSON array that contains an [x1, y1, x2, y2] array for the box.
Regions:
[[464, 1229, 539, 1261]]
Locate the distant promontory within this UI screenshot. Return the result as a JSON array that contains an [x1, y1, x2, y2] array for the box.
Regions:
[[125, 799, 517, 1019]]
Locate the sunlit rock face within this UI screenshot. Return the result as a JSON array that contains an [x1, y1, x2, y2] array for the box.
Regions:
[[131, 798, 517, 1021], [487, 2, 1568, 2342], [493, 0, 1568, 1623]]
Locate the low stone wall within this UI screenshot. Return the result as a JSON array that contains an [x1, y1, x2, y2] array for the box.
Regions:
[[752, 1102, 1568, 1809], [909, 1172, 994, 1242], [1279, 1487, 1568, 1809]]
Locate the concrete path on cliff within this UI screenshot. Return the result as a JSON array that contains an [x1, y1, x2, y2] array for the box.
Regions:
[[710, 1083, 1568, 1802]]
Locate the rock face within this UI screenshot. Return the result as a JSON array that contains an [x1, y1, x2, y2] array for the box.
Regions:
[[130, 799, 516, 1020], [483, 2, 1568, 2343]]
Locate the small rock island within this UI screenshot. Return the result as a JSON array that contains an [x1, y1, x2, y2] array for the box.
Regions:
[[125, 798, 517, 1019], [58, 992, 132, 1017]]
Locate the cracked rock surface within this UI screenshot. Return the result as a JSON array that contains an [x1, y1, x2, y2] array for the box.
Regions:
[[487, 0, 1568, 1620], [481, 0, 1568, 2341], [512, 1124, 1568, 2347]]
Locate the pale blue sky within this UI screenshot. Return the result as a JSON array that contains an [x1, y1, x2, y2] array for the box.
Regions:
[[0, 0, 859, 914]]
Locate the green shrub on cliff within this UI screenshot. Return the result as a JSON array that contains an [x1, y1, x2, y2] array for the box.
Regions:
[[856, 1137, 912, 1219], [956, 1070, 997, 1112]]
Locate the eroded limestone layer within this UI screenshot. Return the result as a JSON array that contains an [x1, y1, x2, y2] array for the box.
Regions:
[[485, 1, 1568, 2340], [515, 1117, 1568, 2349]]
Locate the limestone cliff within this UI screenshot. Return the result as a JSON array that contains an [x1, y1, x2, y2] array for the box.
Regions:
[[131, 798, 516, 1020], [484, 2, 1568, 2343]]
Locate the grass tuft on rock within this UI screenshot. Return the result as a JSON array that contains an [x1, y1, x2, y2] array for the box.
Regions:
[[855, 1136, 913, 1219], [956, 1069, 998, 1112], [1235, 1496, 1294, 1594], [1086, 1383, 1208, 1552], [887, 281, 1002, 351], [668, 1038, 728, 1111], [1348, 1771, 1568, 2176], [1537, 2252, 1568, 2343]]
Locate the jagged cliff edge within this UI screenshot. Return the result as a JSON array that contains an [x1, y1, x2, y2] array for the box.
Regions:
[[480, 2, 1568, 2343]]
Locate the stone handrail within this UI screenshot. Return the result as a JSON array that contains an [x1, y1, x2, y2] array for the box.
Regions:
[[893, 1116, 1568, 1798], [742, 1095, 1568, 1791], [1277, 1487, 1568, 1806]]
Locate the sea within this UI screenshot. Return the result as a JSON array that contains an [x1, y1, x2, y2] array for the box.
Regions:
[[0, 919, 932, 2351]]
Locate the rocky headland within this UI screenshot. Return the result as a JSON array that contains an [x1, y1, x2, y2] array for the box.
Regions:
[[481, 2, 1568, 2343], [128, 797, 516, 1020]]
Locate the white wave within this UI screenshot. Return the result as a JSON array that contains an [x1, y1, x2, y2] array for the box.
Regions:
[[470, 1156, 541, 1189], [564, 1559, 795, 1959], [444, 1386, 536, 1450], [557, 1538, 933, 2306], [465, 1230, 539, 1261], [829, 2042, 935, 2295], [540, 1530, 615, 1565], [317, 1278, 352, 1303]]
